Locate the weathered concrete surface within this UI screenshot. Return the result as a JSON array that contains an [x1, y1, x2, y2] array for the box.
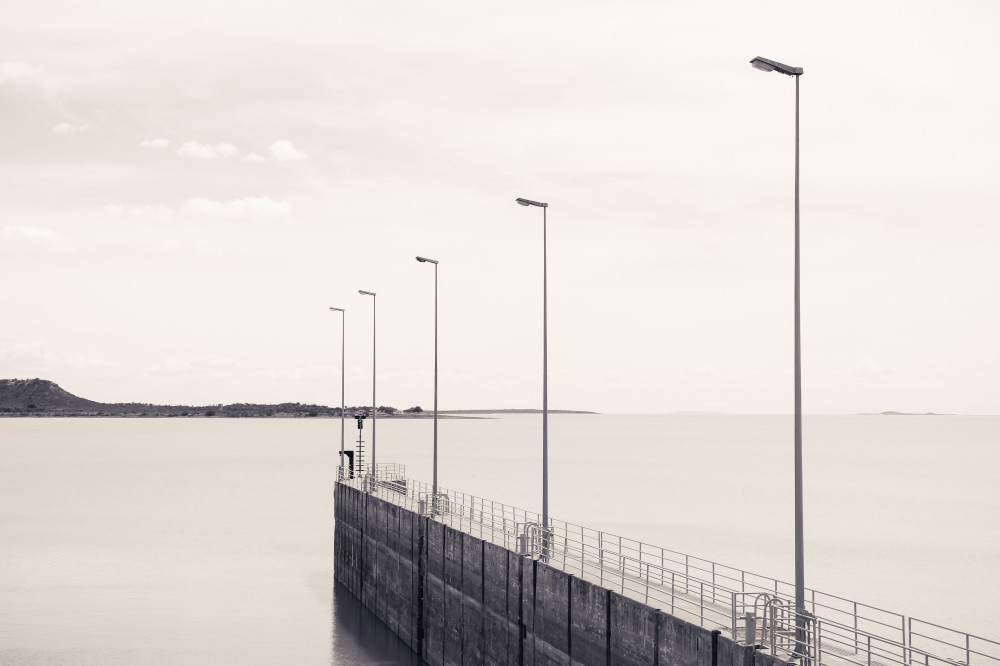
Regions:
[[534, 562, 571, 666], [657, 611, 715, 666], [333, 482, 790, 666], [609, 592, 657, 666], [571, 576, 609, 666], [483, 542, 509, 666], [462, 533, 485, 666], [444, 526, 464, 666], [506, 549, 525, 666], [716, 634, 755, 666]]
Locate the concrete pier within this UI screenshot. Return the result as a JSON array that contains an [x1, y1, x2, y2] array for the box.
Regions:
[[334, 482, 789, 666]]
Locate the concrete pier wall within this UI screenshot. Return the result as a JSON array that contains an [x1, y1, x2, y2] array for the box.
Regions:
[[334, 482, 785, 666]]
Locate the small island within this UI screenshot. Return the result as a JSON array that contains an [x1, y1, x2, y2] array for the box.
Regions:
[[863, 411, 955, 416]]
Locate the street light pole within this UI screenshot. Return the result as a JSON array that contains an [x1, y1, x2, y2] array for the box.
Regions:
[[359, 290, 377, 479], [750, 55, 806, 656], [515, 196, 549, 561], [329, 307, 345, 478], [416, 256, 440, 500]]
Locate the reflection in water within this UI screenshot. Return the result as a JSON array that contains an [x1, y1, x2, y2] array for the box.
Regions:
[[331, 580, 425, 666]]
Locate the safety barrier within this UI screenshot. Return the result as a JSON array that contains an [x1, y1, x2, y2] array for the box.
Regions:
[[338, 466, 999, 666]]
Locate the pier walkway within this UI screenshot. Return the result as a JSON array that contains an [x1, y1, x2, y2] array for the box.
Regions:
[[339, 465, 999, 666]]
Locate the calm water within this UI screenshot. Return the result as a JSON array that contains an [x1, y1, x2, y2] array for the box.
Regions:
[[1, 415, 998, 664]]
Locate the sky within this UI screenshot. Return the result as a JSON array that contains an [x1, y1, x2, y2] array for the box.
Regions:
[[1, 0, 998, 414]]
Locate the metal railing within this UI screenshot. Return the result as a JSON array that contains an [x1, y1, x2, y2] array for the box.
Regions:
[[339, 466, 999, 666]]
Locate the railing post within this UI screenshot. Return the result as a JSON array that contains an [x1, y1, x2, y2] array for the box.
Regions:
[[700, 581, 704, 626], [815, 618, 822, 666], [853, 601, 859, 654], [644, 563, 649, 604], [904, 615, 910, 666], [671, 572, 675, 615], [732, 592, 738, 642]]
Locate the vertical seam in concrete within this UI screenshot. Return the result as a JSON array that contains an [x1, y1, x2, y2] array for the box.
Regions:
[[360, 490, 367, 601], [653, 611, 660, 666], [460, 531, 466, 665], [505, 548, 510, 666], [417, 515, 426, 660], [518, 556, 525, 666], [712, 629, 721, 666], [567, 575, 573, 664], [531, 559, 537, 666], [605, 592, 612, 666], [442, 525, 447, 665], [481, 539, 487, 666]]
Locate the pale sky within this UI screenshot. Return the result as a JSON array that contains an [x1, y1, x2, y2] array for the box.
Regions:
[[2, 0, 998, 414]]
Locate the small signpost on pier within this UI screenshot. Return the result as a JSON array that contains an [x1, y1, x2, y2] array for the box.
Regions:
[[354, 413, 366, 477]]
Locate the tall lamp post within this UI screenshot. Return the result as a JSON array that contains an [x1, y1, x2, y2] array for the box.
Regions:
[[359, 290, 377, 479], [415, 256, 440, 502], [515, 196, 549, 561], [329, 306, 345, 478], [749, 55, 806, 655]]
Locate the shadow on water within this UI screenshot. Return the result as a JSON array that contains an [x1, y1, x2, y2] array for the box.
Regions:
[[331, 581, 426, 666]]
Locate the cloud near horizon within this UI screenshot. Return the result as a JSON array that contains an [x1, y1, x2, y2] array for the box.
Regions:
[[0, 60, 44, 84], [104, 196, 292, 223], [176, 141, 239, 159], [269, 140, 307, 161], [140, 138, 170, 149], [0, 225, 79, 253], [179, 196, 293, 222], [52, 122, 86, 134]]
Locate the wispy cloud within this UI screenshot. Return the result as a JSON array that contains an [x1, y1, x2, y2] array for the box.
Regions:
[[0, 61, 44, 85], [841, 358, 895, 380], [52, 122, 87, 134], [140, 138, 170, 149], [151, 355, 240, 375], [269, 140, 308, 161], [103, 204, 174, 222], [104, 197, 293, 224], [176, 140, 239, 159], [0, 225, 78, 253], [243, 153, 266, 163], [0, 341, 55, 365], [0, 342, 112, 370], [179, 196, 293, 222]]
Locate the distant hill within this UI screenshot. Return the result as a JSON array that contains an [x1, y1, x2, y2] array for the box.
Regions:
[[0, 378, 416, 418], [0, 378, 104, 411]]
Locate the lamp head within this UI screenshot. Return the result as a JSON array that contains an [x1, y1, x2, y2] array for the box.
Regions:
[[329, 307, 344, 312], [415, 256, 438, 264], [515, 197, 548, 208], [359, 290, 376, 296], [749, 56, 803, 76]]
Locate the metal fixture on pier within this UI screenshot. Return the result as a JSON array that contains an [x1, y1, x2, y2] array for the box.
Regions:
[[329, 306, 345, 478], [358, 290, 377, 475], [514, 196, 550, 562], [415, 256, 440, 503], [749, 54, 806, 658]]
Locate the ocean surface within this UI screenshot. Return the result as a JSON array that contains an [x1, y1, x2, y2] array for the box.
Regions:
[[1, 414, 997, 664]]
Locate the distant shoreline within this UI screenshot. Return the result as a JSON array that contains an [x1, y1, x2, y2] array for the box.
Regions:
[[439, 409, 596, 415], [1, 378, 600, 418]]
